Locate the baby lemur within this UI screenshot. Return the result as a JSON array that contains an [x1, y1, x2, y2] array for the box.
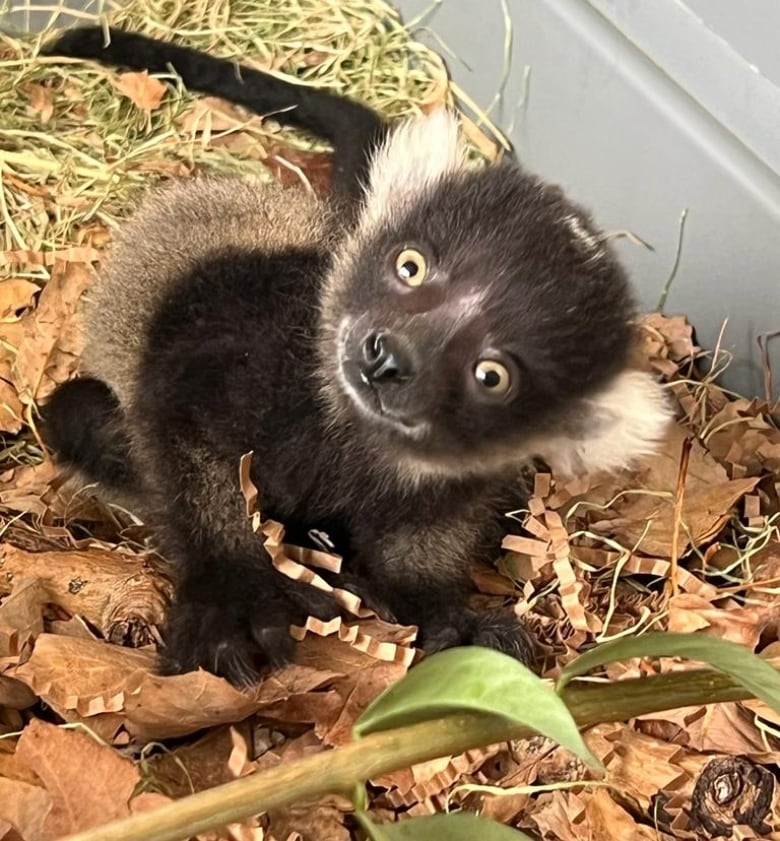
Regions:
[[42, 27, 672, 687]]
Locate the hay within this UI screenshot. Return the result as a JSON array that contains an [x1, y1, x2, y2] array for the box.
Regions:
[[0, 0, 461, 263]]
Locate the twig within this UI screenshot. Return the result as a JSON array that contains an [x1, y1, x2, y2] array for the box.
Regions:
[[756, 329, 780, 405], [656, 208, 689, 312], [668, 435, 693, 598], [60, 659, 778, 841]]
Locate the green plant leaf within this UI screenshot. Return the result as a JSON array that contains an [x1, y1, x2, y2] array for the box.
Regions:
[[355, 812, 393, 841], [558, 632, 780, 714], [354, 646, 601, 770], [356, 811, 535, 840]]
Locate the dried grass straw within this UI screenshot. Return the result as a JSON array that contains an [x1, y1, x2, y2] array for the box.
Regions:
[[0, 0, 486, 267]]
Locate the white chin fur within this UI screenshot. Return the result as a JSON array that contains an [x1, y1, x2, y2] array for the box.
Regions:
[[531, 370, 674, 479]]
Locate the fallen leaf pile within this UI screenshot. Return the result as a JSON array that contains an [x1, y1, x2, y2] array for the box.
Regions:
[[2, 9, 780, 841]]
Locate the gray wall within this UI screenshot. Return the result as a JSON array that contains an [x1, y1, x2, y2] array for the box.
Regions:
[[398, 0, 780, 398]]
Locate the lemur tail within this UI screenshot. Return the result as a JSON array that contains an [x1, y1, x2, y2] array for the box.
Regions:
[[43, 27, 387, 200], [40, 377, 139, 495]]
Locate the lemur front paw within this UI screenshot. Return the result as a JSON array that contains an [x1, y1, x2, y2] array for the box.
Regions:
[[159, 597, 295, 688], [280, 578, 342, 624], [467, 612, 537, 667], [419, 611, 537, 668]]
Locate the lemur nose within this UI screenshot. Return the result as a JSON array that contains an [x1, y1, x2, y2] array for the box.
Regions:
[[360, 332, 414, 384]]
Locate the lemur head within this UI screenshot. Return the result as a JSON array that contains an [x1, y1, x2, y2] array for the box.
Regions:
[[317, 110, 671, 480]]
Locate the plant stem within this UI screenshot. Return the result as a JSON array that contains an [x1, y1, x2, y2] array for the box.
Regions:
[[61, 661, 777, 841]]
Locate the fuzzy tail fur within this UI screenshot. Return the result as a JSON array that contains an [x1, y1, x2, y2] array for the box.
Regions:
[[40, 377, 138, 494]]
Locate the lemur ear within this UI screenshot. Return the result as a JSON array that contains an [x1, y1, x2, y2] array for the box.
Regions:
[[532, 370, 674, 479], [362, 109, 465, 226]]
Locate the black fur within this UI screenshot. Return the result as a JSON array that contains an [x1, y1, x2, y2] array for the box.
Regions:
[[41, 30, 665, 687], [43, 27, 386, 201], [129, 247, 534, 675]]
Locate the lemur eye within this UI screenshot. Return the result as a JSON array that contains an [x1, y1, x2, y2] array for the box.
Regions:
[[395, 248, 427, 286], [474, 360, 511, 394]]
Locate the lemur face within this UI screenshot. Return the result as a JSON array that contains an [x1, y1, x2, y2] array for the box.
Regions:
[[317, 112, 665, 478]]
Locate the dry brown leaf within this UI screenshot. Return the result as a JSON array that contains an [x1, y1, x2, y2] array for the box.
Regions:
[[267, 797, 350, 841], [548, 422, 728, 515], [0, 464, 126, 524], [263, 147, 333, 194], [14, 634, 154, 718], [253, 656, 356, 743], [14, 718, 139, 838], [582, 788, 658, 840], [214, 633, 414, 742], [265, 692, 346, 736], [0, 279, 39, 319], [667, 593, 768, 648], [255, 662, 344, 703], [145, 725, 252, 798], [587, 723, 686, 811], [13, 261, 94, 406], [0, 248, 102, 267], [129, 792, 174, 813], [590, 476, 760, 558], [0, 461, 59, 518], [683, 702, 780, 757], [0, 578, 46, 661], [528, 791, 587, 841], [0, 777, 51, 841], [112, 70, 167, 111], [16, 632, 265, 740], [0, 674, 36, 709], [23, 81, 55, 123], [48, 615, 100, 640], [0, 279, 37, 433], [124, 669, 261, 741], [0, 376, 25, 433], [321, 659, 407, 746]]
